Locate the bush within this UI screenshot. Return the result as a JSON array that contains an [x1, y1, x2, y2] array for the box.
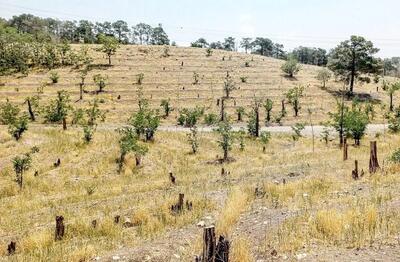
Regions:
[[177, 107, 204, 127], [390, 148, 400, 163], [0, 100, 20, 125], [93, 74, 108, 93], [49, 71, 59, 84], [8, 115, 28, 141], [204, 113, 218, 126]]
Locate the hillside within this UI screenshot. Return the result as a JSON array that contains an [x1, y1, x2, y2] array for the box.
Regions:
[[0, 45, 388, 126]]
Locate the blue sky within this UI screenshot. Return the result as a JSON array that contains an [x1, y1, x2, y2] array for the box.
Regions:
[[1, 0, 400, 57]]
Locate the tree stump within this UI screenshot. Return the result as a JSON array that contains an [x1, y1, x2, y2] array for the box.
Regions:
[[369, 141, 380, 173], [62, 117, 67, 130], [352, 160, 359, 180], [7, 241, 16, 255], [217, 99, 220, 106], [55, 216, 65, 241], [114, 215, 120, 224], [343, 138, 348, 161], [215, 235, 230, 262], [281, 99, 285, 114], [91, 219, 97, 228], [202, 226, 216, 262], [169, 172, 176, 184], [171, 193, 185, 213]]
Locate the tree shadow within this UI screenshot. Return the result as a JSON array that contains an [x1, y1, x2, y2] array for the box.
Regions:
[[282, 75, 298, 81], [322, 87, 381, 104]]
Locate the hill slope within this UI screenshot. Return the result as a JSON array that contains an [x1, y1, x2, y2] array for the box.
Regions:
[[0, 45, 387, 125]]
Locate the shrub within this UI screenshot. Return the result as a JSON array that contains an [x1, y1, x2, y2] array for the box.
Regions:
[[187, 126, 199, 154], [117, 127, 148, 172], [204, 113, 218, 126], [291, 123, 305, 141], [0, 100, 20, 125], [286, 85, 304, 117], [193, 72, 200, 85], [93, 74, 108, 93], [260, 131, 271, 152], [8, 115, 28, 141], [316, 68, 331, 88], [137, 73, 144, 85], [160, 99, 173, 118], [240, 76, 248, 83], [263, 99, 273, 124], [49, 71, 59, 84], [215, 120, 234, 161], [177, 107, 204, 127], [206, 48, 213, 57], [390, 148, 400, 163], [12, 152, 32, 190]]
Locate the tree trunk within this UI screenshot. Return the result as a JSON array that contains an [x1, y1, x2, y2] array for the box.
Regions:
[[390, 93, 393, 111], [223, 149, 228, 161], [352, 160, 359, 180], [220, 98, 225, 122], [27, 99, 35, 121], [108, 55, 111, 65], [281, 100, 285, 115], [79, 83, 83, 100], [237, 112, 242, 122], [343, 138, 348, 161], [7, 241, 16, 255], [350, 51, 356, 94], [215, 235, 230, 262], [135, 155, 141, 166], [118, 153, 125, 173], [294, 100, 298, 117], [62, 117, 67, 130], [255, 107, 259, 137]]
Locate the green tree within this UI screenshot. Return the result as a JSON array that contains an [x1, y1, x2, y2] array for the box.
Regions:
[[0, 100, 20, 125], [291, 123, 305, 141], [81, 99, 106, 143], [281, 58, 301, 77], [43, 90, 71, 130], [160, 99, 173, 118], [247, 99, 261, 137], [97, 34, 120, 65], [240, 38, 253, 53], [12, 149, 36, 190], [8, 114, 28, 141], [93, 74, 108, 93], [215, 120, 234, 161], [328, 36, 381, 94], [223, 72, 236, 98], [316, 68, 332, 88], [383, 80, 400, 111], [260, 131, 271, 153], [286, 85, 304, 117], [177, 107, 204, 127], [344, 106, 369, 146], [187, 126, 199, 154], [236, 107, 245, 122], [117, 127, 148, 172], [263, 98, 273, 124]]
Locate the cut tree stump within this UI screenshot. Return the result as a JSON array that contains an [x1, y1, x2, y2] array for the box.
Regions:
[[114, 215, 120, 224], [7, 241, 16, 255], [169, 172, 176, 184], [55, 216, 65, 241], [202, 226, 216, 262], [352, 160, 359, 180], [215, 235, 230, 262], [369, 141, 380, 173]]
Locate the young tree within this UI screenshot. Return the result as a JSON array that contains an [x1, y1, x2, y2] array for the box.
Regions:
[[291, 123, 305, 141], [215, 120, 234, 161], [329, 98, 348, 146], [263, 98, 273, 124], [240, 38, 253, 53], [8, 115, 28, 141], [383, 80, 400, 111], [177, 107, 204, 127], [260, 131, 271, 153], [187, 126, 199, 154], [344, 106, 369, 146], [160, 99, 173, 118], [328, 36, 381, 94], [286, 85, 304, 117], [93, 74, 108, 93], [281, 58, 301, 77], [223, 72, 237, 98], [12, 152, 32, 190], [193, 72, 200, 85], [236, 128, 246, 151], [316, 68, 332, 88], [78, 68, 88, 100], [247, 99, 261, 137], [97, 34, 120, 65], [49, 71, 59, 84], [43, 90, 71, 130], [191, 38, 209, 48], [117, 127, 148, 172], [236, 106, 245, 122], [0, 100, 19, 125], [81, 99, 106, 143]]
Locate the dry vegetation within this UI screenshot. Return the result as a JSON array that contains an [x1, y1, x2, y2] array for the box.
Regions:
[[0, 45, 400, 261]]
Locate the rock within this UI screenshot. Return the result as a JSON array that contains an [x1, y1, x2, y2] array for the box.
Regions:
[[123, 218, 134, 228], [143, 255, 151, 261], [296, 253, 307, 260], [263, 221, 268, 225], [173, 254, 180, 259], [271, 249, 278, 256], [94, 257, 100, 261], [112, 255, 120, 260]]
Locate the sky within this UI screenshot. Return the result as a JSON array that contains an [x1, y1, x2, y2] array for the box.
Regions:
[[1, 0, 400, 57]]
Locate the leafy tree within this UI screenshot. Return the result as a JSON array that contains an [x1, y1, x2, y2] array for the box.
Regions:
[[223, 72, 236, 98], [329, 99, 348, 145], [240, 38, 253, 53], [316, 68, 332, 88], [320, 127, 331, 145], [112, 20, 129, 43], [97, 34, 120, 65], [0, 100, 20, 125], [286, 85, 304, 117], [223, 37, 235, 51], [78, 68, 88, 100], [81, 99, 106, 143], [263, 99, 273, 124], [8, 114, 28, 141], [160, 99, 173, 117], [260, 131, 271, 153], [291, 123, 305, 141], [117, 127, 148, 172], [251, 37, 274, 56], [291, 47, 328, 66], [328, 36, 381, 94], [93, 74, 108, 93], [344, 105, 369, 146], [236, 129, 246, 151], [191, 38, 209, 48], [236, 106, 245, 122], [210, 41, 224, 50], [130, 87, 160, 141], [215, 120, 234, 161], [187, 126, 199, 154], [206, 48, 213, 57], [177, 107, 204, 127], [12, 152, 32, 190], [43, 90, 71, 130], [150, 24, 169, 45], [204, 113, 218, 126], [383, 80, 400, 111], [132, 23, 153, 45], [281, 58, 301, 77]]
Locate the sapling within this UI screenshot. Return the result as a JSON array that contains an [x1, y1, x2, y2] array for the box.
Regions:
[[260, 131, 271, 153], [286, 85, 304, 117], [291, 123, 305, 141], [264, 98, 273, 124], [215, 120, 234, 161], [93, 74, 108, 93], [49, 71, 59, 84], [187, 126, 199, 154]]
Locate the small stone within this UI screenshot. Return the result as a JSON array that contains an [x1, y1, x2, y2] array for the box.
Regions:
[[123, 218, 134, 228], [112, 255, 120, 260], [197, 221, 205, 227], [296, 253, 307, 260], [173, 254, 180, 259]]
